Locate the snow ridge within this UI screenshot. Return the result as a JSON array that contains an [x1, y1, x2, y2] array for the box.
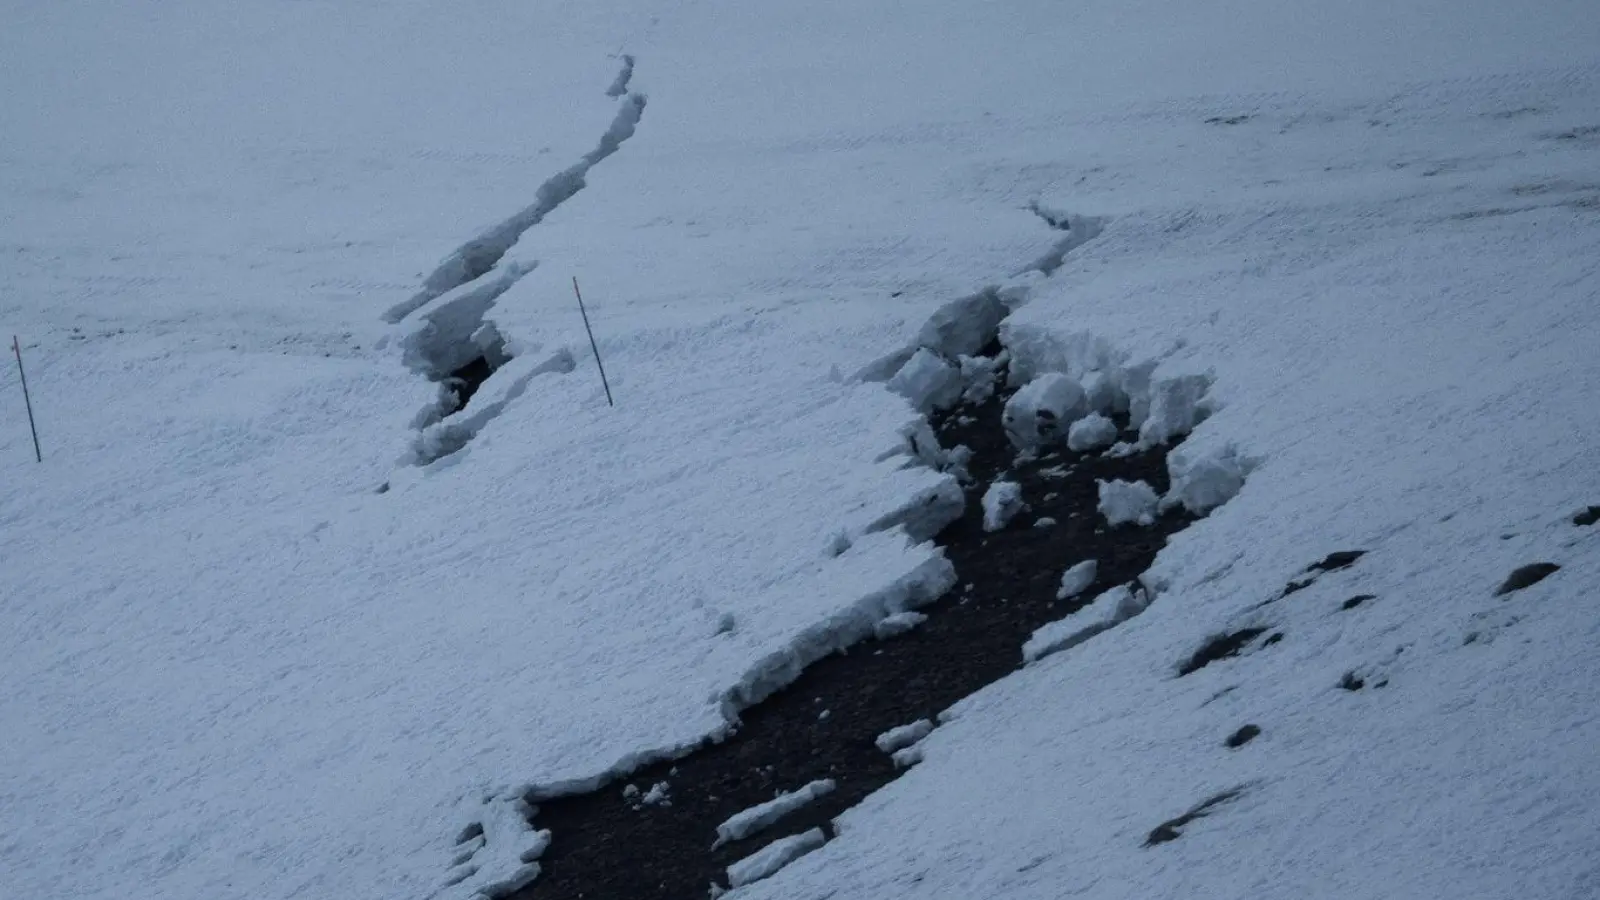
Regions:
[[383, 82, 647, 324]]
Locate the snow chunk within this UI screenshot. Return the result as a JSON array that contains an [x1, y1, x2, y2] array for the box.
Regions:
[[891, 745, 926, 768], [875, 719, 935, 753], [1081, 369, 1123, 413], [1138, 373, 1212, 446], [1067, 413, 1118, 452], [442, 793, 550, 898], [713, 780, 836, 848], [727, 829, 828, 888], [958, 353, 1004, 405], [1165, 442, 1251, 514], [1056, 560, 1098, 600], [917, 289, 1007, 358], [887, 348, 963, 412], [641, 782, 670, 806], [874, 611, 928, 639], [1002, 373, 1087, 449], [1098, 479, 1159, 527], [982, 481, 1026, 532]]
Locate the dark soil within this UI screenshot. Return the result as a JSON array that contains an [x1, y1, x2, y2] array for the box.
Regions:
[[509, 363, 1199, 900], [1574, 506, 1600, 527]]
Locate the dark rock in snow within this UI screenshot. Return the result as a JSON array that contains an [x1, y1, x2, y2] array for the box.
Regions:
[[1494, 562, 1561, 596], [1177, 628, 1268, 677], [1225, 724, 1261, 748]]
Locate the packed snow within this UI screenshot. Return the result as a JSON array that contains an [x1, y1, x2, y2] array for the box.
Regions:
[[981, 481, 1027, 532], [714, 780, 836, 848], [1097, 479, 1161, 527], [3, 2, 1599, 900], [874, 720, 936, 755]]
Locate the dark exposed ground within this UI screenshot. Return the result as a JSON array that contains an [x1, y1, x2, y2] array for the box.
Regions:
[[506, 362, 1199, 900]]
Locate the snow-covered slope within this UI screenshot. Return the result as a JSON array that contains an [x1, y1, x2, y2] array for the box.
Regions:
[[2, 2, 1597, 900]]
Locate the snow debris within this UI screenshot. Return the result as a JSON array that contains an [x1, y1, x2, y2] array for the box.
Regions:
[[726, 828, 828, 889], [442, 793, 549, 898], [887, 348, 962, 413], [1098, 479, 1160, 526], [916, 289, 1007, 358], [1138, 372, 1213, 447], [1034, 516, 1057, 528], [641, 781, 671, 807], [982, 481, 1026, 532], [1080, 369, 1123, 414], [958, 353, 1005, 405], [875, 719, 935, 754], [874, 611, 928, 639], [1002, 373, 1087, 449], [713, 780, 836, 848], [1056, 560, 1098, 600], [1164, 441, 1253, 514], [1067, 413, 1119, 452], [891, 745, 926, 768]]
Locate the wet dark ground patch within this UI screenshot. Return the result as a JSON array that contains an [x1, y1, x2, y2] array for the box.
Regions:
[[509, 366, 1199, 900]]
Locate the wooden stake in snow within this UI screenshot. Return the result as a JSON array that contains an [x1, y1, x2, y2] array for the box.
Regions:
[[12, 335, 41, 462], [571, 277, 614, 407]]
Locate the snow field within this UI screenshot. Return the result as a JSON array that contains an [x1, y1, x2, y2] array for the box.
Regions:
[[2, 2, 1598, 900]]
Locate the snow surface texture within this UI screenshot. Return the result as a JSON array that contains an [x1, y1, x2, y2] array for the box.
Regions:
[[714, 780, 836, 848], [4, 3, 1600, 900]]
